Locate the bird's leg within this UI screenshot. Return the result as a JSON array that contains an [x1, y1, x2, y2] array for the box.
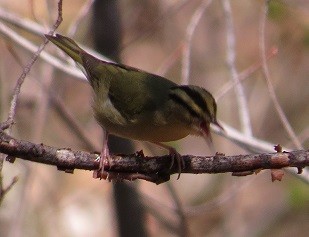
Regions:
[[93, 130, 110, 179], [154, 142, 185, 180]]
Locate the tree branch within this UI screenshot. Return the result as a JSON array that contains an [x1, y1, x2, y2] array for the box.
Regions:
[[0, 130, 308, 184]]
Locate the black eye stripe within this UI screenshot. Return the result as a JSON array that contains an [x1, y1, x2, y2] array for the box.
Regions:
[[172, 86, 211, 118], [169, 93, 200, 119]]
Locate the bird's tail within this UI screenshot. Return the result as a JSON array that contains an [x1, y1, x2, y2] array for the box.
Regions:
[[45, 34, 83, 65]]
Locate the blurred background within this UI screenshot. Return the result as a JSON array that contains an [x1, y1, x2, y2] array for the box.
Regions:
[[0, 0, 308, 236]]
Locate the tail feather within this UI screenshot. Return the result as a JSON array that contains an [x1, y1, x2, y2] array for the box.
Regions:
[[45, 34, 83, 64]]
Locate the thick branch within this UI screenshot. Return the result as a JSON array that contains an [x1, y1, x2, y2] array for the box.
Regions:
[[0, 130, 308, 184]]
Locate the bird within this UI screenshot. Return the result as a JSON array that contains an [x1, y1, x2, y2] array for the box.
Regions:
[[45, 33, 223, 180]]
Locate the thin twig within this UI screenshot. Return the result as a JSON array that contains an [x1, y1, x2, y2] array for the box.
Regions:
[[221, 0, 252, 136], [121, 0, 191, 51], [146, 200, 179, 233], [215, 47, 278, 101], [295, 127, 309, 145], [184, 179, 252, 216], [29, 0, 39, 23], [0, 9, 111, 79], [156, 43, 183, 76], [0, 0, 63, 131], [166, 182, 189, 237], [67, 0, 95, 37], [181, 0, 213, 85], [32, 67, 54, 142], [5, 54, 98, 151], [259, 2, 302, 149], [51, 95, 98, 151], [0, 21, 84, 80], [0, 7, 44, 36], [146, 178, 253, 217], [0, 176, 19, 204]]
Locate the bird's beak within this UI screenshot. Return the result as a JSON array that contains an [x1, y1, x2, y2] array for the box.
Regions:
[[212, 119, 224, 132]]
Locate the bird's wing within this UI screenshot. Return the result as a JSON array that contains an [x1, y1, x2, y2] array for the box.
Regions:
[[108, 69, 177, 121]]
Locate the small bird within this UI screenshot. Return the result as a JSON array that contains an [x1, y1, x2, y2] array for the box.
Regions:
[[46, 34, 223, 179]]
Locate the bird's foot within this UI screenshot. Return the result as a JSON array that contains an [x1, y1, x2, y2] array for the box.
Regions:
[[168, 147, 185, 180], [93, 148, 111, 180], [135, 149, 145, 158], [154, 142, 185, 180]]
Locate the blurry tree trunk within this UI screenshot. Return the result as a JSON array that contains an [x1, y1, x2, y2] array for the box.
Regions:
[[92, 1, 147, 237]]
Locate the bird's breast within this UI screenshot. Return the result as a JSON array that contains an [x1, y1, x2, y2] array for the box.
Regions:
[[93, 98, 194, 142]]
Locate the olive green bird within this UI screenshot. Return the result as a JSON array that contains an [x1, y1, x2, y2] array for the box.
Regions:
[[46, 34, 223, 179]]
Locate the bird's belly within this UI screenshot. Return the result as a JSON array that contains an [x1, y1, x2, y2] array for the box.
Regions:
[[93, 97, 195, 142], [98, 117, 192, 142]]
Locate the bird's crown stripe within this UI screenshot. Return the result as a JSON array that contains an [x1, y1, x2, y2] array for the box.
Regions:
[[172, 86, 211, 118], [169, 92, 200, 119]]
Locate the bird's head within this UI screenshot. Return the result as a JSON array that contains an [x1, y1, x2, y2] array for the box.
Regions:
[[169, 85, 223, 142]]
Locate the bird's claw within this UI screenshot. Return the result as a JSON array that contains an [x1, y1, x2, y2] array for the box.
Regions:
[[93, 152, 111, 180], [168, 148, 185, 180]]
